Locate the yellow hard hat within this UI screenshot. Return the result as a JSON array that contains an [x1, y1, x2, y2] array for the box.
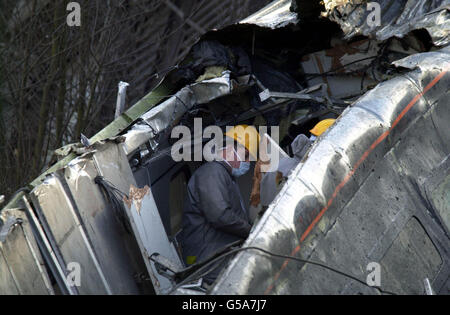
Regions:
[[310, 119, 336, 137], [224, 125, 260, 160]]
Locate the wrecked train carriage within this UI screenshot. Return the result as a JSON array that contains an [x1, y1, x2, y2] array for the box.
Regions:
[[1, 0, 449, 294], [209, 0, 450, 295]]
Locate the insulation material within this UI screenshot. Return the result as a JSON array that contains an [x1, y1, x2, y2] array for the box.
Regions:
[[299, 38, 423, 99]]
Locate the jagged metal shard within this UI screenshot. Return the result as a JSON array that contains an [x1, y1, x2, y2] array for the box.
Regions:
[[122, 71, 238, 156], [323, 0, 450, 46], [240, 0, 298, 29]]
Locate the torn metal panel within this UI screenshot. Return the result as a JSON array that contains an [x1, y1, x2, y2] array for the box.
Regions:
[[212, 48, 450, 294], [299, 37, 424, 99], [31, 175, 112, 294], [124, 186, 183, 294], [89, 82, 172, 145], [239, 0, 298, 29], [115, 81, 130, 119], [27, 141, 152, 294], [123, 71, 240, 156], [22, 195, 78, 295], [323, 0, 450, 46], [92, 141, 183, 294], [63, 152, 148, 294], [0, 209, 54, 295], [392, 46, 450, 70]]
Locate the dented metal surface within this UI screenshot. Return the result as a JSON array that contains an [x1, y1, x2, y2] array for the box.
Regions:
[[299, 37, 424, 100], [123, 71, 239, 156], [324, 0, 450, 46], [126, 188, 183, 294], [91, 141, 183, 294], [32, 175, 113, 294], [211, 47, 450, 294], [0, 209, 54, 295], [25, 142, 153, 294]]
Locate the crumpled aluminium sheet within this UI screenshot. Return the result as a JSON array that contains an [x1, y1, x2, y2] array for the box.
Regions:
[[0, 208, 54, 294], [210, 47, 450, 294], [324, 0, 450, 46], [123, 71, 237, 156], [239, 0, 298, 29], [0, 214, 20, 243], [30, 141, 149, 294]]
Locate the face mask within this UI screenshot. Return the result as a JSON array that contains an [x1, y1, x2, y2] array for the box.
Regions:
[[232, 161, 250, 177], [231, 148, 250, 177]]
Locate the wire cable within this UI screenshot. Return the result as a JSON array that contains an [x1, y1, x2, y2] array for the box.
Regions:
[[170, 246, 397, 295], [94, 176, 131, 233]]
